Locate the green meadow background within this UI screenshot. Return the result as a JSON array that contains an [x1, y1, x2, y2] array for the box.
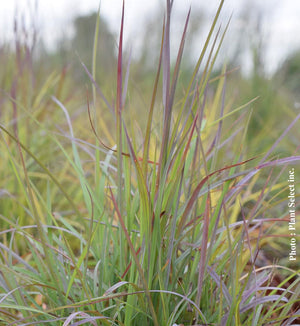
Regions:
[[0, 0, 299, 325]]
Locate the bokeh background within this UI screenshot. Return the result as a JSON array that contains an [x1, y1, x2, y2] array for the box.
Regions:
[[1, 0, 300, 75], [1, 0, 299, 105]]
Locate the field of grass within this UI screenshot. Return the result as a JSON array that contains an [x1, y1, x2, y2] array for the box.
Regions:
[[0, 0, 299, 325]]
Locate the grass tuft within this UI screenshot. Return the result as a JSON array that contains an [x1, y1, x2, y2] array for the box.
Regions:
[[0, 0, 299, 325]]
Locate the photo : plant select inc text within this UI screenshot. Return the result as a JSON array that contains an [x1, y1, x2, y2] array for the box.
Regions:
[[288, 168, 297, 261]]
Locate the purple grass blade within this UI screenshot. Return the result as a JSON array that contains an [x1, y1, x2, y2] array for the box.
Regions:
[[19, 318, 68, 325], [20, 317, 106, 326], [282, 309, 300, 325], [226, 156, 300, 201], [166, 167, 184, 288], [243, 287, 294, 305], [104, 281, 129, 296], [116, 0, 125, 212], [177, 157, 256, 234], [79, 58, 114, 115], [122, 47, 132, 105], [206, 197, 223, 265], [241, 294, 289, 311], [260, 112, 300, 164], [63, 311, 98, 326], [116, 1, 124, 115], [166, 112, 198, 176], [203, 126, 244, 163], [0, 285, 24, 304], [257, 156, 300, 169], [207, 265, 232, 306], [147, 289, 207, 323], [0, 242, 37, 274], [196, 195, 211, 313], [142, 20, 164, 174], [157, 0, 172, 181], [162, 0, 171, 113], [169, 8, 191, 112], [52, 96, 74, 138], [216, 68, 226, 148], [173, 78, 199, 148], [69, 318, 108, 326], [52, 129, 112, 157], [0, 224, 87, 241], [240, 201, 255, 267], [221, 295, 289, 325]]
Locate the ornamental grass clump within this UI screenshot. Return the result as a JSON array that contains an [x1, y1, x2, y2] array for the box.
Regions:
[[0, 0, 299, 325]]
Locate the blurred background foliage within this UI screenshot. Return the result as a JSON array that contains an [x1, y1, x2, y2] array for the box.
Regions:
[[4, 4, 298, 133]]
